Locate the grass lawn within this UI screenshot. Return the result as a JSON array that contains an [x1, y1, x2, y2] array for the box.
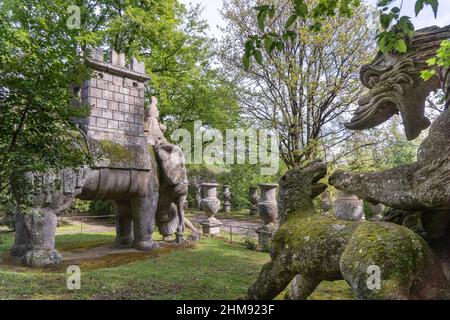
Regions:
[[0, 228, 352, 300]]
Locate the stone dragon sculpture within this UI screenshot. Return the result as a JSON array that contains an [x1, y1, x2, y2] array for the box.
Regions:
[[329, 25, 450, 271], [248, 160, 450, 300], [329, 25, 449, 212], [248, 25, 450, 300]]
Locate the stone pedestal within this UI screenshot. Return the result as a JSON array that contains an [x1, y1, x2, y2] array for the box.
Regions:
[[222, 185, 231, 213], [200, 183, 221, 235], [367, 203, 385, 221], [256, 224, 274, 252], [200, 217, 222, 235], [320, 190, 333, 216], [334, 191, 363, 221], [249, 187, 258, 216]]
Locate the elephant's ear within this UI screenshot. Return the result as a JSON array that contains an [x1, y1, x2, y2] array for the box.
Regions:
[[156, 143, 187, 186]]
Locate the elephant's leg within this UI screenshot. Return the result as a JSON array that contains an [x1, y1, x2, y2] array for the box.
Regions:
[[113, 201, 133, 248], [22, 210, 62, 267], [10, 209, 29, 257], [131, 196, 159, 251], [175, 197, 186, 244], [248, 257, 296, 300], [284, 274, 321, 300]]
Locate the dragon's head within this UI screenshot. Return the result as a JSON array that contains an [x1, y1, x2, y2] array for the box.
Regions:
[[278, 159, 327, 221], [345, 26, 450, 140]]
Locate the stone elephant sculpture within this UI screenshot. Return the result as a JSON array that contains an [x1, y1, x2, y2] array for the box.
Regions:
[[10, 141, 161, 267]]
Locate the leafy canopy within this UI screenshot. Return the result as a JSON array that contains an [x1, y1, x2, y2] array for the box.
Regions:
[[243, 0, 441, 69]]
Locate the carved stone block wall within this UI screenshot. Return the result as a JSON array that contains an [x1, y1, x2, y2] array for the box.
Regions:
[[78, 49, 152, 170]]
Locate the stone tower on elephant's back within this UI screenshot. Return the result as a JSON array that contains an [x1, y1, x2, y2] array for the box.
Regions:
[[76, 48, 153, 170]]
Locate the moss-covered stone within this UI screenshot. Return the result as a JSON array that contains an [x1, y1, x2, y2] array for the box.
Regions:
[[87, 139, 153, 170], [248, 161, 450, 300], [97, 140, 134, 163]]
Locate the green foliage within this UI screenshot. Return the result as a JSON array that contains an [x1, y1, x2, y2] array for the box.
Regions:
[[243, 0, 440, 68], [187, 161, 283, 210], [215, 163, 283, 209], [88, 200, 113, 216], [244, 232, 258, 250], [1, 0, 241, 204], [224, 0, 375, 168], [63, 199, 112, 216], [421, 40, 450, 80], [336, 118, 420, 173], [89, 1, 241, 137], [0, 0, 93, 192]]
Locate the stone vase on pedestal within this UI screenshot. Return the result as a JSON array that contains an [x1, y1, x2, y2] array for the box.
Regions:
[[192, 183, 202, 210], [334, 191, 363, 221], [256, 183, 278, 252], [222, 185, 231, 213], [320, 190, 333, 216], [249, 187, 259, 216], [367, 203, 385, 221], [200, 183, 221, 235]]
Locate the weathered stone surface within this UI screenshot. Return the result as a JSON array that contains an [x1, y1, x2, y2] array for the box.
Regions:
[[248, 160, 450, 300], [255, 183, 278, 251], [155, 142, 199, 243]]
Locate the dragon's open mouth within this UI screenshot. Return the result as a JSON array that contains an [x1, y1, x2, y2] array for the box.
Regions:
[[310, 160, 328, 198], [345, 91, 398, 130]]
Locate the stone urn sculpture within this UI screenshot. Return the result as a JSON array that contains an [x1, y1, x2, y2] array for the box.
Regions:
[[192, 183, 202, 210], [367, 203, 385, 221], [320, 190, 333, 216], [222, 185, 231, 213], [200, 183, 221, 235], [256, 183, 278, 252], [333, 191, 363, 221], [249, 187, 259, 216]]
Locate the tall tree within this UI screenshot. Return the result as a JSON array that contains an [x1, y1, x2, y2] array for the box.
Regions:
[[0, 0, 93, 194], [80, 0, 241, 136], [221, 0, 376, 168]]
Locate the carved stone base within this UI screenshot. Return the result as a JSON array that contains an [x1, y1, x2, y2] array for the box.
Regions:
[[201, 217, 222, 235]]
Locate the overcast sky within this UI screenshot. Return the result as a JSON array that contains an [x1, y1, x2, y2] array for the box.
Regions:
[[180, 0, 450, 38]]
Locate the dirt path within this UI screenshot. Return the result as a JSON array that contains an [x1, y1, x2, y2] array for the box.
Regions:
[[189, 214, 263, 235], [54, 214, 263, 262], [61, 215, 264, 236]]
